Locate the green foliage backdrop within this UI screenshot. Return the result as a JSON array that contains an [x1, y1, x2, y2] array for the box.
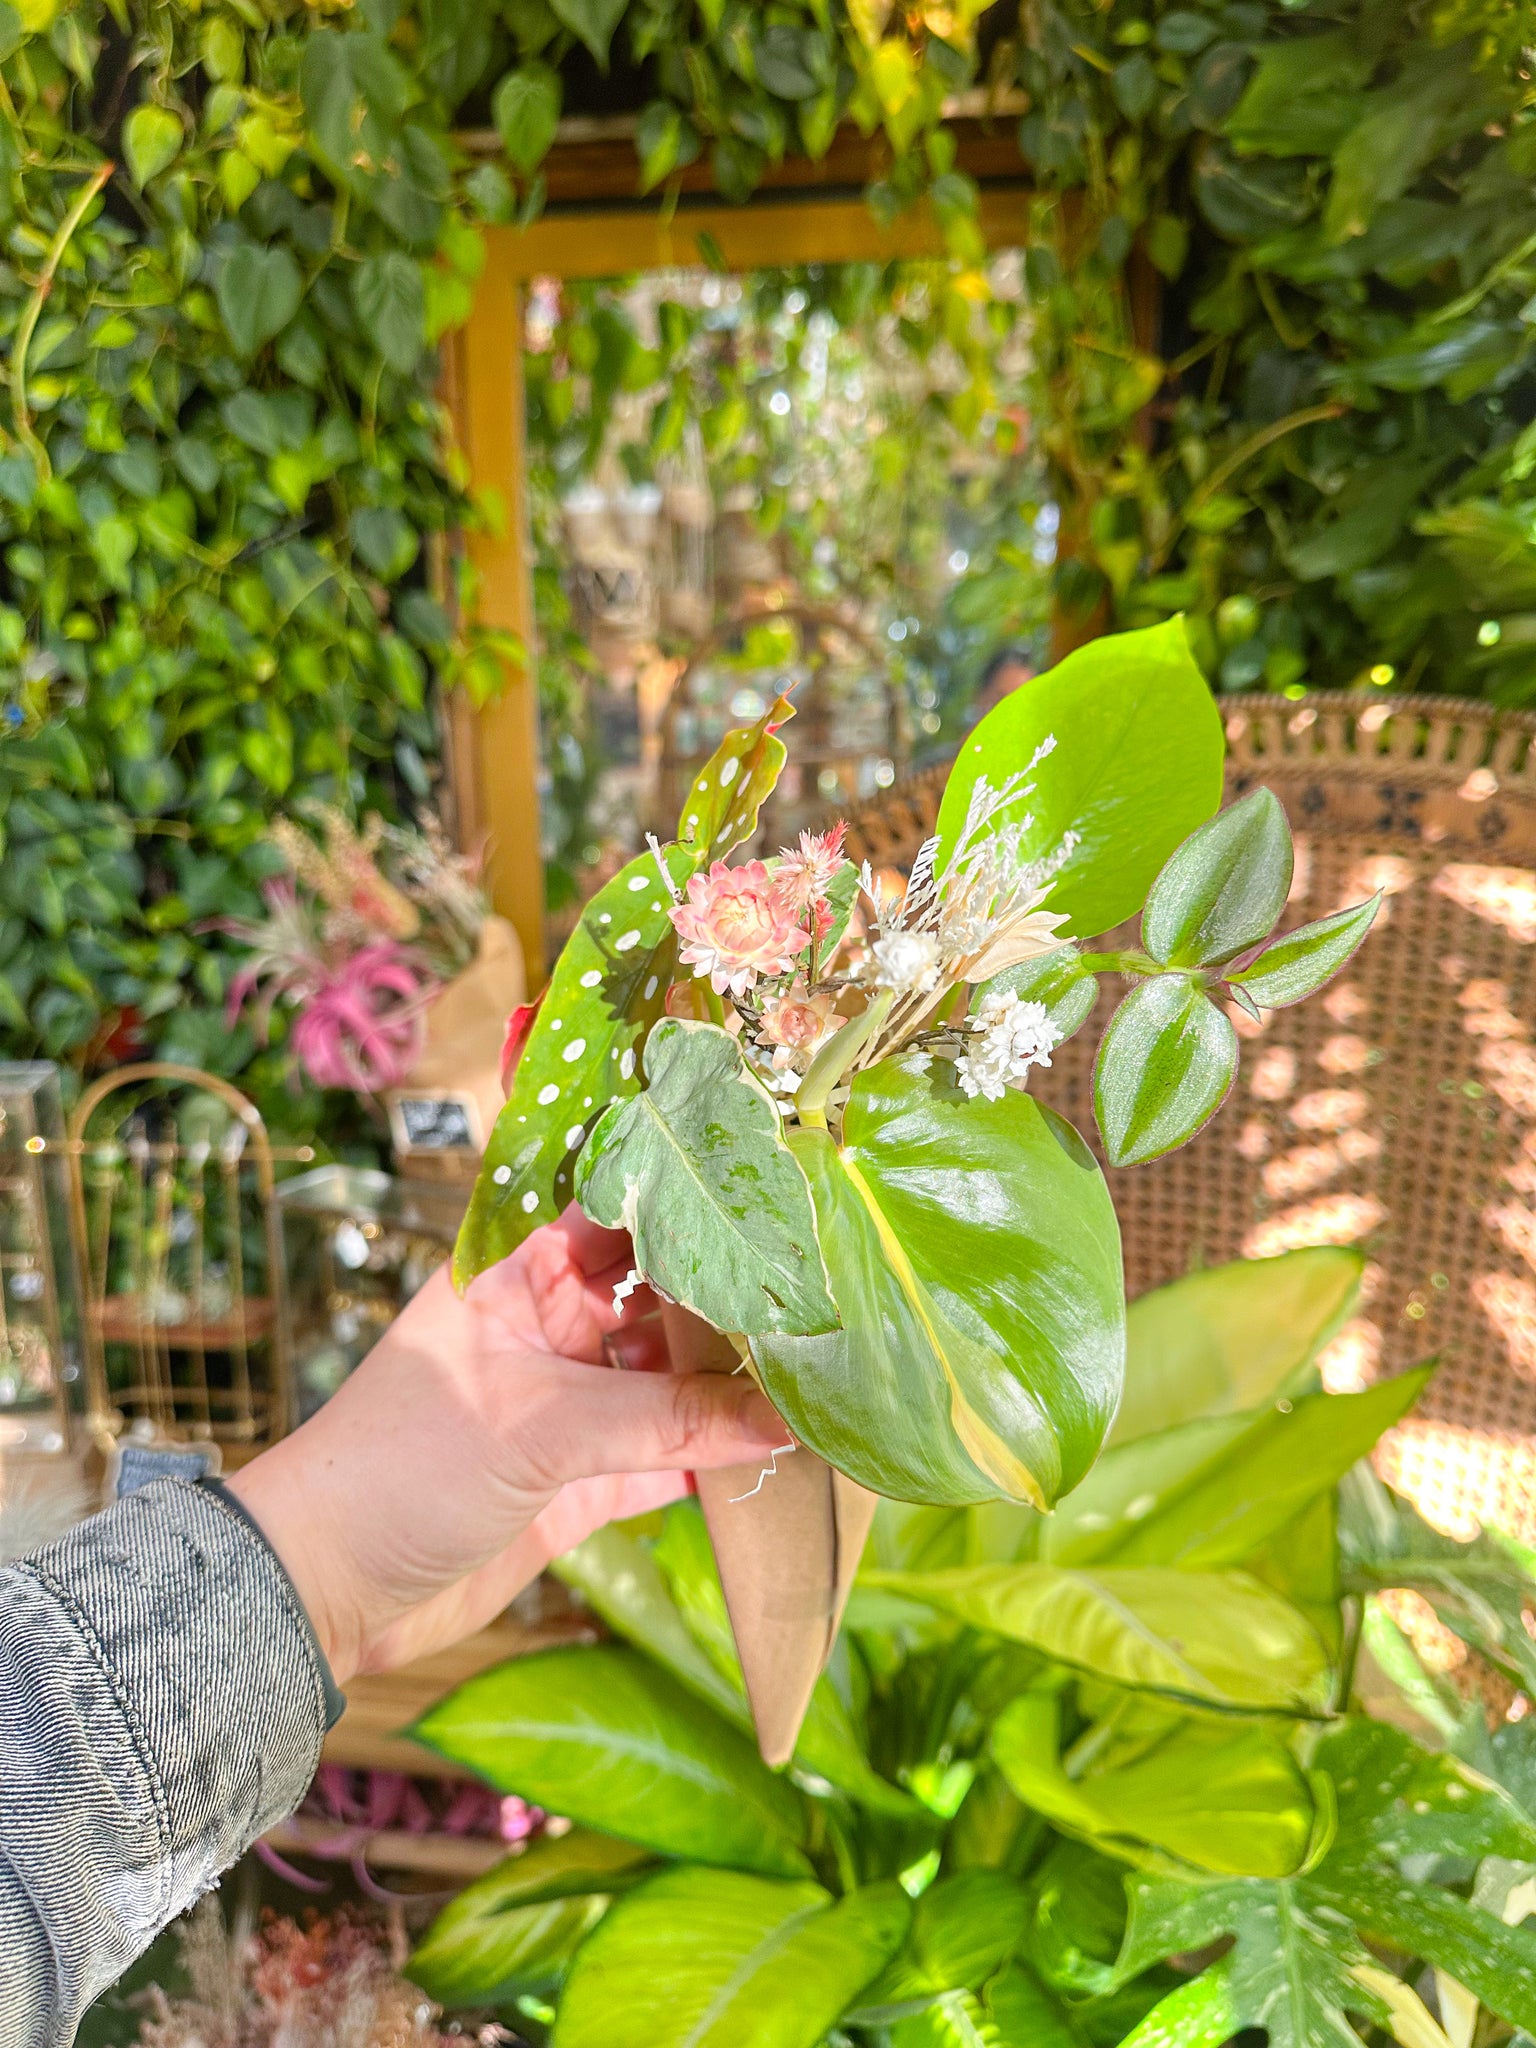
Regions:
[[2, 0, 1532, 1106]]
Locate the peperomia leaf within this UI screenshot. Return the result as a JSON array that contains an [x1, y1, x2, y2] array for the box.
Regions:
[[863, 1563, 1328, 1711], [981, 943, 1099, 1046], [412, 1643, 810, 1878], [1142, 787, 1294, 968], [1228, 893, 1382, 1007], [409, 1829, 652, 2006], [934, 619, 1224, 941], [575, 1018, 838, 1337], [990, 1691, 1321, 1879], [454, 842, 695, 1287], [678, 693, 795, 859], [552, 1867, 910, 2048], [751, 1057, 1124, 1509], [1094, 977, 1237, 1167]]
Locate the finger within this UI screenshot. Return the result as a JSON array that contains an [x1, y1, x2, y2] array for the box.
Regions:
[[550, 1204, 632, 1277], [519, 1362, 788, 1489], [604, 1313, 670, 1374]]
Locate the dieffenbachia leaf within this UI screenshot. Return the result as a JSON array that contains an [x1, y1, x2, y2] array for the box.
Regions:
[[981, 943, 1099, 1046], [409, 1829, 653, 2006], [575, 1018, 838, 1337], [1227, 893, 1383, 1007], [678, 693, 795, 859], [1094, 977, 1237, 1167], [553, 1866, 911, 2048], [1142, 787, 1294, 968], [751, 1056, 1124, 1509], [990, 1691, 1321, 1879], [454, 842, 695, 1287], [411, 1643, 811, 1878], [846, 1871, 1029, 2023], [934, 619, 1224, 940], [862, 1563, 1329, 1711]]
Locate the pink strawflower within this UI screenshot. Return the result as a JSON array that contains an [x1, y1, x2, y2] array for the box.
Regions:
[[758, 989, 837, 1070], [671, 859, 810, 999]]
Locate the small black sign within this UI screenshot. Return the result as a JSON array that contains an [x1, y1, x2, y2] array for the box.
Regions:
[[390, 1092, 479, 1153]]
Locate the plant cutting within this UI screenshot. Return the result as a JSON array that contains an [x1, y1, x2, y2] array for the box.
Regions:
[[455, 620, 1382, 1761], [407, 1248, 1536, 2048]]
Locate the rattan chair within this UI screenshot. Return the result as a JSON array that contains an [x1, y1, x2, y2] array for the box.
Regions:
[[839, 692, 1536, 1546]]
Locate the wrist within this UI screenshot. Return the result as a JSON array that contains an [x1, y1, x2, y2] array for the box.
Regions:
[[226, 1443, 365, 1686]]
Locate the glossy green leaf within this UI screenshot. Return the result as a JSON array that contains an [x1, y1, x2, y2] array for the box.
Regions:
[[455, 842, 695, 1285], [652, 1500, 921, 1817], [409, 1830, 652, 2005], [216, 244, 302, 358], [934, 620, 1224, 941], [411, 1644, 810, 1877], [1114, 1959, 1240, 2048], [1228, 894, 1382, 1007], [576, 1019, 837, 1337], [552, 1867, 910, 2048], [1223, 33, 1372, 157], [753, 1057, 1123, 1509], [1045, 1369, 1432, 1570], [1094, 978, 1237, 1166], [863, 1563, 1328, 1710], [889, 1991, 1002, 2046], [992, 1692, 1319, 1879], [1142, 788, 1293, 968], [123, 104, 182, 187], [848, 1871, 1028, 2022], [984, 1960, 1087, 2048], [494, 64, 561, 174], [1319, 1717, 1536, 1866], [982, 944, 1099, 1047], [550, 0, 627, 68], [1113, 1248, 1363, 1447], [678, 694, 793, 858]]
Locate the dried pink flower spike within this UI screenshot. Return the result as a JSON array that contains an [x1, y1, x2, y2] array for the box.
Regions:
[[671, 859, 810, 999], [772, 823, 848, 918]]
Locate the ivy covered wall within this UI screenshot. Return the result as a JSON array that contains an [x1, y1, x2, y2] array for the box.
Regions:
[[1, 0, 1532, 1113]]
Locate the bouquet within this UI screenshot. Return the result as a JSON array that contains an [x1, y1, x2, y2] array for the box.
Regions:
[[456, 620, 1380, 1754]]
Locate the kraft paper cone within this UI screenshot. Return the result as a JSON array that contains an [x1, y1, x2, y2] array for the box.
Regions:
[[404, 916, 526, 1141], [659, 1301, 878, 1768]]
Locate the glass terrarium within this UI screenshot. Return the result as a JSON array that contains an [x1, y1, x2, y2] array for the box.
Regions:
[[0, 1064, 85, 1455], [277, 1166, 465, 1419]]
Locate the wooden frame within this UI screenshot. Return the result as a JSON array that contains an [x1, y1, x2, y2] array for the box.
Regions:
[[446, 181, 1037, 983]]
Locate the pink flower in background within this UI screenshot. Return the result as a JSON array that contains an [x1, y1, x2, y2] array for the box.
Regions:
[[288, 943, 435, 1093], [671, 859, 810, 998]]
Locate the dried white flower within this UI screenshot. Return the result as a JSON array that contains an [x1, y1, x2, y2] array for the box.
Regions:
[[955, 990, 1059, 1101], [871, 928, 942, 996]]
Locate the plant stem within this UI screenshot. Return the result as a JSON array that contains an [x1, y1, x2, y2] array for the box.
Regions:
[[1076, 949, 1162, 976], [10, 160, 113, 481]]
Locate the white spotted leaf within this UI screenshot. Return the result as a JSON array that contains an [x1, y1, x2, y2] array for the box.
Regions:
[[575, 1019, 839, 1337], [678, 693, 794, 858], [454, 842, 696, 1286]]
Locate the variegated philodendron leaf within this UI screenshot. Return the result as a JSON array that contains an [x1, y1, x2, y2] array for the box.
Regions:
[[677, 694, 795, 859], [454, 842, 696, 1288], [576, 1017, 839, 1338]]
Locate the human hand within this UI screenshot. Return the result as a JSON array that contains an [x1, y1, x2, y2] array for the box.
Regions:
[[228, 1210, 785, 1684]]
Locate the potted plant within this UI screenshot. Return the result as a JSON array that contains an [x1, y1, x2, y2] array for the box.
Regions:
[[407, 1248, 1536, 2048], [455, 621, 1381, 1760]]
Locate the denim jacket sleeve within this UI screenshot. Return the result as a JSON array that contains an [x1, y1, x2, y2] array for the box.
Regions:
[[0, 1478, 332, 2048]]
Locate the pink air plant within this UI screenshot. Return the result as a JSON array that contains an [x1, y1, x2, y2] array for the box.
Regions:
[[670, 858, 811, 999], [288, 944, 435, 1093]]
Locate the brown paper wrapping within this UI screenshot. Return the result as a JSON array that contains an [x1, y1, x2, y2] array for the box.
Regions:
[[659, 1300, 878, 1767], [403, 915, 526, 1143]]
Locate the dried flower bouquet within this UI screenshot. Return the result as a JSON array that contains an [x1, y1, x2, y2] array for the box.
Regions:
[[456, 621, 1377, 1756]]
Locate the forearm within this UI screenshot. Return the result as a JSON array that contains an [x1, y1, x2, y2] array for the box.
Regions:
[[0, 1481, 332, 2047]]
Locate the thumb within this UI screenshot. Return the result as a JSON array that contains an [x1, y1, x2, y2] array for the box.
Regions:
[[528, 1361, 792, 1486]]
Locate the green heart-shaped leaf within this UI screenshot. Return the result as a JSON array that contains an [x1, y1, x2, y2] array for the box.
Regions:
[[216, 243, 302, 358], [752, 1058, 1123, 1509], [123, 104, 183, 187], [1094, 978, 1237, 1166], [576, 1018, 838, 1337], [494, 64, 562, 175]]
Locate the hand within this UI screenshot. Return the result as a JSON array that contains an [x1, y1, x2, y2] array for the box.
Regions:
[[228, 1210, 785, 1684]]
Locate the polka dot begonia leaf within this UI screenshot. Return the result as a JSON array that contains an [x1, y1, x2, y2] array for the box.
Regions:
[[677, 694, 796, 859], [453, 840, 698, 1287]]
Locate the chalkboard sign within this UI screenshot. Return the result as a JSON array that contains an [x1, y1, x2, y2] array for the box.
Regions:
[[387, 1090, 482, 1156]]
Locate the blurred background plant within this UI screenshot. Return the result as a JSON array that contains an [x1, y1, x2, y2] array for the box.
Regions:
[[3, 0, 1533, 1139]]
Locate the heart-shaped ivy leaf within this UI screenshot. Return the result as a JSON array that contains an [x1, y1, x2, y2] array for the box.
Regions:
[[1143, 787, 1294, 967], [494, 65, 562, 176], [216, 244, 302, 358], [576, 1019, 838, 1338], [454, 843, 695, 1286], [1228, 893, 1382, 1007], [1095, 977, 1238, 1166]]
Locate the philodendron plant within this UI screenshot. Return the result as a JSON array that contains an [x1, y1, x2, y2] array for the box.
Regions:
[[456, 620, 1379, 1512], [408, 1248, 1536, 2048]]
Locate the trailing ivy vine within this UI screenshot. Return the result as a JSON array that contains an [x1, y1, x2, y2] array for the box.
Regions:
[[2, 0, 1532, 1116]]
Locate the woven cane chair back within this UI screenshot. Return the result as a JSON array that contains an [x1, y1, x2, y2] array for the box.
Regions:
[[840, 693, 1536, 1545]]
